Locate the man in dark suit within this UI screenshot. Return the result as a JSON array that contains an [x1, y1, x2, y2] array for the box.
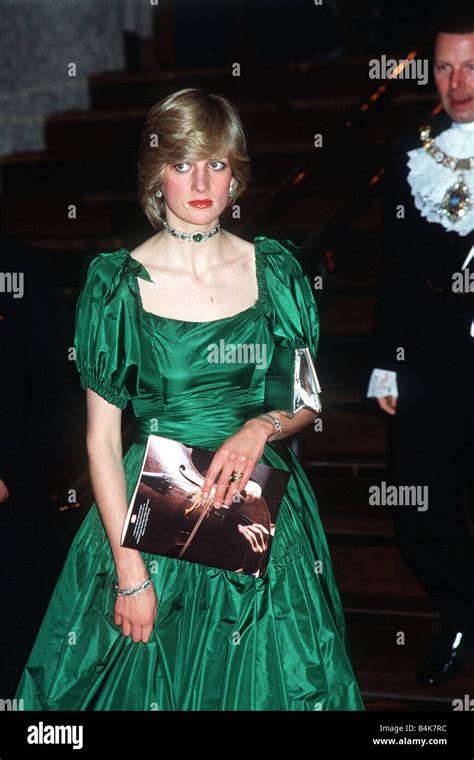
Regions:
[[367, 5, 473, 685], [0, 225, 74, 694]]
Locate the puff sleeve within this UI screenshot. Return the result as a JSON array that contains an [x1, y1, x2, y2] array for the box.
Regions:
[[258, 237, 322, 416], [73, 252, 138, 410]]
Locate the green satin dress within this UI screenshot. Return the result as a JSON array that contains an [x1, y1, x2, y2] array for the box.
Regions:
[[15, 236, 364, 711]]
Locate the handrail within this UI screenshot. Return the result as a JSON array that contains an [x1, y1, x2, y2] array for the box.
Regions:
[[297, 101, 445, 283], [237, 55, 418, 236]]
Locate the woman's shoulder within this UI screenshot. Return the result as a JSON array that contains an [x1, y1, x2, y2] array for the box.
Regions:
[[254, 235, 305, 279], [82, 248, 130, 282], [223, 231, 301, 267], [78, 248, 137, 306], [80, 248, 141, 289]]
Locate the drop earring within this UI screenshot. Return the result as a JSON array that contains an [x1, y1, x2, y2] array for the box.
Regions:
[[228, 184, 236, 198]]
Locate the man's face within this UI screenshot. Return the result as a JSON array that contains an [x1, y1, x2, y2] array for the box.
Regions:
[[433, 32, 474, 122]]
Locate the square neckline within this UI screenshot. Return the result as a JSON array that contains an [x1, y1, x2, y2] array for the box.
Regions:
[[125, 236, 263, 325]]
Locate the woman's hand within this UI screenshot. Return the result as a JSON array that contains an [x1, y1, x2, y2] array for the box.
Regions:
[[201, 417, 274, 508], [114, 581, 158, 644]]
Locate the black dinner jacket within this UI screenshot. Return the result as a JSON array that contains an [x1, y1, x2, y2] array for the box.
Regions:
[[371, 110, 473, 375], [0, 227, 72, 499]]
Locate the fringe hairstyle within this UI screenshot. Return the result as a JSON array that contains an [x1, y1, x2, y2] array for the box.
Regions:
[[138, 88, 252, 229]]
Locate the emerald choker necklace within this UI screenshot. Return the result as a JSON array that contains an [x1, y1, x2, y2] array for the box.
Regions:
[[161, 219, 221, 243]]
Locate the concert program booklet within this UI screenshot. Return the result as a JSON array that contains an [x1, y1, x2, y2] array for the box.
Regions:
[[121, 434, 290, 578]]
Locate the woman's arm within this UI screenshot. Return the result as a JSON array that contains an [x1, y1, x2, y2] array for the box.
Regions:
[[86, 388, 147, 585], [85, 388, 157, 642], [248, 407, 318, 441]]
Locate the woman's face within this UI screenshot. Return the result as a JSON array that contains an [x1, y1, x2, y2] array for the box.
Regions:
[[161, 156, 234, 230]]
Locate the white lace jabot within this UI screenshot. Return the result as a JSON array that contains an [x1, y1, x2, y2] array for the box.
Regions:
[[406, 120, 474, 236]]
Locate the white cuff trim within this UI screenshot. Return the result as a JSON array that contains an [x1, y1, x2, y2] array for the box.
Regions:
[[367, 368, 398, 398]]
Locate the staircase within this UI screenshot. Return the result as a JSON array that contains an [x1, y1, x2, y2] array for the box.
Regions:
[[1, 58, 472, 710]]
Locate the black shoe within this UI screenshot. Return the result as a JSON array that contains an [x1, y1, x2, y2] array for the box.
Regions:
[[416, 627, 473, 686]]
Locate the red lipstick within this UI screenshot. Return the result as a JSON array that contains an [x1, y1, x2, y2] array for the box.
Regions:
[[188, 200, 212, 208]]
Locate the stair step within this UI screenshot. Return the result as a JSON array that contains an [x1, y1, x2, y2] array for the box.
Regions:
[[317, 346, 372, 404], [1, 193, 138, 239], [42, 96, 436, 158], [300, 408, 386, 462], [330, 542, 430, 600], [346, 611, 474, 706], [343, 591, 436, 616], [88, 57, 425, 110], [319, 294, 377, 336]]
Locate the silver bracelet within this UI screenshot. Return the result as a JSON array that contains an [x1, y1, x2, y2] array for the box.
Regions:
[[114, 576, 151, 597], [260, 412, 282, 442]]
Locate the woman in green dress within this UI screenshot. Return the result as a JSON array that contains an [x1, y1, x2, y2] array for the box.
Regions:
[[15, 88, 364, 711]]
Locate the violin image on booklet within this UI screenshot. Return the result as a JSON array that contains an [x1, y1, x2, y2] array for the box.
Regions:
[[121, 435, 290, 578]]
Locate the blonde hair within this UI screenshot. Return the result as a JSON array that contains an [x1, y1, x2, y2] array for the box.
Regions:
[[138, 88, 252, 229]]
